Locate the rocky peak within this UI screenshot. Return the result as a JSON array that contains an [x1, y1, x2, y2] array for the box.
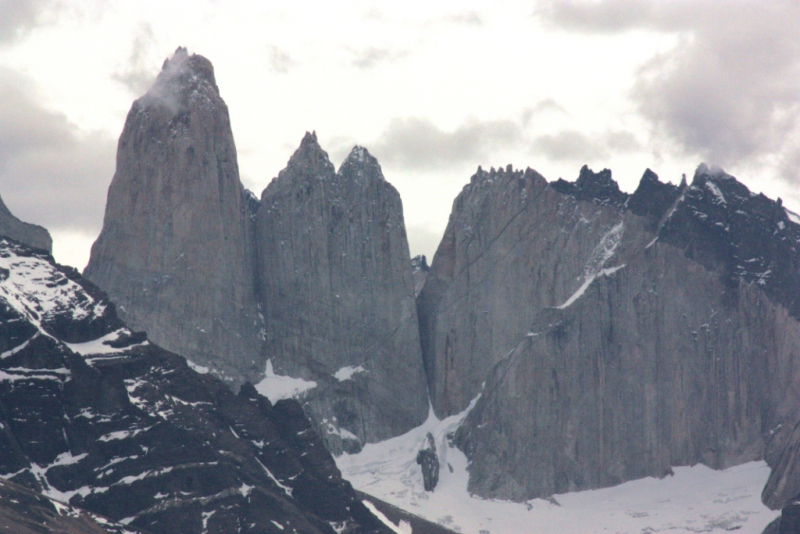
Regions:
[[0, 193, 52, 253], [550, 165, 628, 206], [338, 145, 385, 186], [84, 49, 262, 385], [627, 168, 683, 228], [658, 164, 800, 318], [256, 135, 428, 454], [138, 47, 218, 114], [284, 131, 336, 180]]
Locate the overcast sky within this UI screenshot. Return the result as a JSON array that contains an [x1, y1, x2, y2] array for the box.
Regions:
[[1, 0, 799, 270]]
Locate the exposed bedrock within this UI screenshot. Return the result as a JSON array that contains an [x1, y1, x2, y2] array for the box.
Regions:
[[83, 48, 262, 384], [256, 134, 428, 454], [0, 193, 52, 252], [418, 163, 800, 506]]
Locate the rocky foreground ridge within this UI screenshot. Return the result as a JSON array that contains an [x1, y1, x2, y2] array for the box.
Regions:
[[83, 48, 428, 455], [0, 235, 394, 533]]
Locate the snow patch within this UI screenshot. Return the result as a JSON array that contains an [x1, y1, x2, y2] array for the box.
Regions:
[[65, 328, 147, 356], [557, 265, 625, 309], [0, 244, 106, 332], [255, 456, 293, 497], [186, 359, 210, 374], [362, 500, 412, 534], [333, 364, 366, 382], [254, 360, 317, 403], [706, 180, 727, 204], [556, 222, 626, 309], [786, 208, 800, 225], [1, 335, 36, 359]]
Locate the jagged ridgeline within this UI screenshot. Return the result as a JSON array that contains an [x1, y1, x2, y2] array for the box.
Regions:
[[77, 46, 800, 527], [417, 163, 800, 514], [84, 48, 428, 454]]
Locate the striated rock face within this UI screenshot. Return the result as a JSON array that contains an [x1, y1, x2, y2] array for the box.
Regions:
[[418, 165, 616, 417], [419, 164, 800, 505], [0, 236, 391, 534], [83, 48, 262, 384], [256, 135, 428, 454], [0, 193, 52, 252]]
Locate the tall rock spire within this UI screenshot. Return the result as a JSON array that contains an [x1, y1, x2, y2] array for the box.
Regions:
[[84, 48, 262, 382], [256, 138, 429, 454]]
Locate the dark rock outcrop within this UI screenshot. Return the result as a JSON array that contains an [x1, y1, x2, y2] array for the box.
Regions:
[[411, 255, 429, 297], [256, 136, 428, 454], [0, 478, 145, 534], [416, 432, 439, 492], [418, 164, 800, 506], [83, 47, 262, 384], [762, 498, 800, 534], [0, 236, 391, 533], [0, 194, 52, 252]]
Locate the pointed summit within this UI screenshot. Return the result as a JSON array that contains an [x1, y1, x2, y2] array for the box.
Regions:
[[256, 138, 428, 454], [84, 50, 262, 384], [550, 165, 627, 206], [138, 47, 218, 113], [277, 131, 335, 184], [628, 168, 682, 225], [338, 145, 385, 186]]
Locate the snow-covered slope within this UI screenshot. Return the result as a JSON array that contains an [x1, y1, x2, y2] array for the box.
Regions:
[[337, 405, 780, 534], [0, 236, 393, 534]]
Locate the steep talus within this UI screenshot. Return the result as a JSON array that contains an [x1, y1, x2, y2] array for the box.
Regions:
[[0, 194, 52, 252], [83, 47, 262, 384], [256, 135, 428, 454], [0, 236, 391, 534], [418, 164, 800, 510]]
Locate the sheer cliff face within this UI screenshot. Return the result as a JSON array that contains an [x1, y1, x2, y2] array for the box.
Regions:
[[83, 48, 262, 383], [256, 134, 428, 453], [418, 165, 633, 417], [420, 164, 800, 507], [83, 50, 427, 453]]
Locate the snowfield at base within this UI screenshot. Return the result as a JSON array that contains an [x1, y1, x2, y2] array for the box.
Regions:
[[337, 404, 779, 534], [255, 359, 317, 403]]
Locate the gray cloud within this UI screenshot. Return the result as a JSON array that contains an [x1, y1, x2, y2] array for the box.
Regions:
[[269, 46, 296, 74], [111, 23, 158, 95], [0, 68, 115, 233], [531, 129, 641, 162], [522, 98, 568, 126], [351, 47, 406, 70], [0, 0, 56, 44], [370, 117, 524, 171], [536, 0, 800, 169]]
